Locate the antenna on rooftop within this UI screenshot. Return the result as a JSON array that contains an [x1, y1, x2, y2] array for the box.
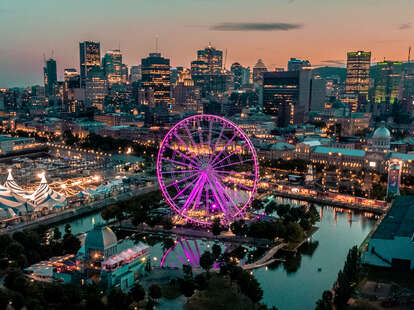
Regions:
[[408, 46, 411, 63]]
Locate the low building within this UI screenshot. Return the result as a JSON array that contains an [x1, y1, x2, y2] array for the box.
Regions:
[[362, 196, 414, 271], [0, 135, 40, 155], [26, 224, 150, 291]]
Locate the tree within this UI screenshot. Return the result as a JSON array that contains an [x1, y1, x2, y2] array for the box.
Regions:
[[148, 284, 162, 301], [62, 233, 81, 254], [180, 279, 195, 298], [211, 218, 221, 236], [251, 199, 264, 211], [199, 251, 214, 277], [286, 222, 304, 243], [162, 238, 175, 253], [108, 287, 132, 310], [183, 264, 193, 280], [212, 244, 221, 260], [194, 274, 208, 291], [64, 224, 72, 235], [230, 219, 247, 236], [129, 282, 146, 303], [52, 227, 62, 240]]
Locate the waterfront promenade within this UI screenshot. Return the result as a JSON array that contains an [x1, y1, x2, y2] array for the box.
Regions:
[[271, 189, 388, 215], [0, 184, 159, 235]]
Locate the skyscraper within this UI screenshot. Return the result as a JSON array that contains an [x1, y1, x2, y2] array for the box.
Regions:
[[129, 65, 142, 83], [102, 50, 122, 85], [191, 45, 229, 97], [231, 62, 243, 90], [141, 52, 171, 108], [345, 51, 371, 112], [287, 58, 311, 71], [253, 59, 267, 85], [85, 66, 107, 111], [374, 61, 403, 115], [79, 41, 101, 88], [196, 44, 222, 73], [44, 58, 57, 97], [262, 69, 312, 126]]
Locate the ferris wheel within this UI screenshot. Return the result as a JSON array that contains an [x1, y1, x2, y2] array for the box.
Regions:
[[156, 114, 259, 226]]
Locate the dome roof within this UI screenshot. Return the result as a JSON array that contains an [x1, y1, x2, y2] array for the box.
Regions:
[[373, 122, 391, 138], [254, 59, 266, 69], [85, 225, 117, 250]]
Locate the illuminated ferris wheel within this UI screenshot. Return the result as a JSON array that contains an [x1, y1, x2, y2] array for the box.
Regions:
[[156, 114, 258, 226]]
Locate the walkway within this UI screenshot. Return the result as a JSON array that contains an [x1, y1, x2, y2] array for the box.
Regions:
[[272, 190, 388, 215], [242, 242, 287, 270]]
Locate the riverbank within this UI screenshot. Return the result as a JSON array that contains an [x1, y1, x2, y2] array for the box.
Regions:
[[0, 184, 159, 235], [272, 189, 388, 215]]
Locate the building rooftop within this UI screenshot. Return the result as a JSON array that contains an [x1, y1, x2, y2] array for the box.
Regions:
[[372, 196, 414, 240], [390, 152, 414, 162], [84, 225, 117, 250], [314, 146, 366, 157]]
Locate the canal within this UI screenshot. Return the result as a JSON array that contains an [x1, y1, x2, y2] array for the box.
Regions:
[[56, 198, 377, 310]]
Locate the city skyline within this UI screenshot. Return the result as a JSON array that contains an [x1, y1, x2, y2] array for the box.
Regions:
[[1, 0, 414, 87]]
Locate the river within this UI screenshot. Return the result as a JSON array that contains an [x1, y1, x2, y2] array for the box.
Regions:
[[56, 198, 377, 310]]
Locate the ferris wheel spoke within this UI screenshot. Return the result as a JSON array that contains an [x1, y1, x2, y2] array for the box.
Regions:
[[210, 124, 225, 161], [166, 173, 199, 189], [207, 119, 213, 152], [164, 158, 197, 169], [166, 144, 199, 166], [161, 169, 199, 175], [211, 174, 241, 214], [171, 175, 200, 201], [196, 118, 204, 146], [207, 179, 229, 216], [213, 170, 255, 178], [208, 177, 237, 216], [211, 144, 249, 168], [192, 176, 205, 212], [180, 241, 196, 266], [210, 133, 238, 166], [183, 239, 199, 265], [213, 158, 253, 170], [173, 132, 201, 163], [179, 175, 205, 216], [183, 122, 201, 157]]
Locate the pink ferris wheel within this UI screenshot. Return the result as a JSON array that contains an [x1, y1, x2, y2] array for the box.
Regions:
[[157, 114, 259, 226]]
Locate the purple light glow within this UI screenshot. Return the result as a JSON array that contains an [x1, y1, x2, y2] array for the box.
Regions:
[[157, 114, 259, 226]]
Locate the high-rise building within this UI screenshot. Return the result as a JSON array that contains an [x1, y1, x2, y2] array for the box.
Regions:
[[374, 61, 403, 115], [231, 62, 243, 90], [287, 58, 311, 71], [44, 58, 57, 97], [80, 41, 101, 88], [191, 45, 229, 97], [253, 59, 267, 85], [121, 64, 128, 84], [262, 69, 312, 126], [345, 51, 371, 112], [85, 66, 107, 111], [130, 65, 142, 83], [141, 52, 171, 108], [172, 68, 201, 113], [63, 68, 82, 112], [196, 45, 222, 73], [310, 76, 327, 112], [102, 50, 122, 85]]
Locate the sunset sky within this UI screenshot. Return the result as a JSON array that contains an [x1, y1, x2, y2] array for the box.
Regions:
[[1, 0, 414, 87]]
